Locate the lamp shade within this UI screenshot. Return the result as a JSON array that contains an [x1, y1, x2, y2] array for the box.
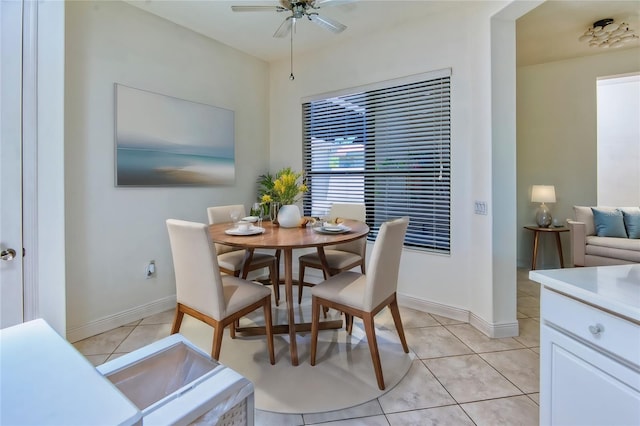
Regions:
[[531, 185, 556, 203]]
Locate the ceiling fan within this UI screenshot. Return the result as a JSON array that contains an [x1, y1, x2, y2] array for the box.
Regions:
[[231, 0, 349, 80], [231, 0, 348, 38]]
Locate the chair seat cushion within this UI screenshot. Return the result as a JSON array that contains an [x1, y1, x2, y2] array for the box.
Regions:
[[299, 250, 362, 270], [217, 251, 275, 272], [221, 275, 271, 316], [311, 271, 366, 310]]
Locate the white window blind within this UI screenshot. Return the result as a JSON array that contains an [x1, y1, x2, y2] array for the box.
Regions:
[[302, 70, 451, 253]]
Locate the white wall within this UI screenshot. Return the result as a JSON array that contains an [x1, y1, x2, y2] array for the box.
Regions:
[[597, 74, 640, 206], [36, 0, 66, 334], [64, 1, 270, 341], [268, 1, 520, 334], [516, 48, 640, 268], [66, 0, 613, 339]]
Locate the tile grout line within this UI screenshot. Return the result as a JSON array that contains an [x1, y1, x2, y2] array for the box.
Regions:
[[109, 323, 139, 359]]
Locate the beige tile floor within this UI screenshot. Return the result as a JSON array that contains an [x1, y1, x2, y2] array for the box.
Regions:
[[74, 268, 540, 425]]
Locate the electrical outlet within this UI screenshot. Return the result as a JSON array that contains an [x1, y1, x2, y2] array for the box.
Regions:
[[474, 201, 488, 215], [145, 260, 156, 279]]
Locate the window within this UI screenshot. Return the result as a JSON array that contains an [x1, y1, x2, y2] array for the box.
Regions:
[[302, 69, 451, 253]]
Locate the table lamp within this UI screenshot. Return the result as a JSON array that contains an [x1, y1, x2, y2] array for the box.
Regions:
[[531, 185, 556, 228]]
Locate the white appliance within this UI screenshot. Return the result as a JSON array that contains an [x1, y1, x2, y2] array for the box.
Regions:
[[97, 334, 254, 425], [0, 319, 141, 425], [1, 319, 254, 426]]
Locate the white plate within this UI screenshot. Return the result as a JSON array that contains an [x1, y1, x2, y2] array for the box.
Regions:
[[225, 226, 265, 236], [242, 216, 259, 223], [322, 223, 348, 232], [314, 225, 351, 234]]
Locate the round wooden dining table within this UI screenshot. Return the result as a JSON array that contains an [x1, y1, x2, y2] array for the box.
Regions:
[[209, 219, 369, 366]]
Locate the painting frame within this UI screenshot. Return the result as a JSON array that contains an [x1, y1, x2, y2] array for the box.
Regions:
[[114, 84, 235, 187]]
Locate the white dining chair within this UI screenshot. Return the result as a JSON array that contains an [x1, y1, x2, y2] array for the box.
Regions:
[[207, 205, 280, 305], [166, 219, 275, 364], [297, 202, 367, 304], [309, 216, 410, 390]]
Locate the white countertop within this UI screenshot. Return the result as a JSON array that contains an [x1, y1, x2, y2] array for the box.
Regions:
[[0, 319, 141, 425], [530, 264, 640, 323]]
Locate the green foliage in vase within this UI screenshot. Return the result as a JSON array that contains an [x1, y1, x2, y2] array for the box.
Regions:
[[257, 167, 307, 206]]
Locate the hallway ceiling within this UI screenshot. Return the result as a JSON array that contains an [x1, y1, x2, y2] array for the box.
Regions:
[[517, 0, 640, 67], [125, 0, 640, 66]]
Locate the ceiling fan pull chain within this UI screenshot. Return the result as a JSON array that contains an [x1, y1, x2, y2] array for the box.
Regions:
[[289, 19, 295, 80]]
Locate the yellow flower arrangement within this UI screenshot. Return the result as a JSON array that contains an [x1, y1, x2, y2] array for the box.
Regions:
[[257, 167, 307, 206]]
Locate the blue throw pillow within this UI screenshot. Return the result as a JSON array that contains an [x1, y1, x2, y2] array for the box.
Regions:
[[621, 208, 640, 239], [591, 208, 628, 238]]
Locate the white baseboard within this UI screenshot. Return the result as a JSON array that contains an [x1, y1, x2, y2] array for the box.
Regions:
[[66, 295, 177, 343], [65, 284, 518, 343], [397, 292, 519, 338], [397, 292, 470, 323], [469, 312, 520, 338]]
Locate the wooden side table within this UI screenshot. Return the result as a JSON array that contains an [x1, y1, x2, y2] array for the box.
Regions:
[[524, 225, 569, 270]]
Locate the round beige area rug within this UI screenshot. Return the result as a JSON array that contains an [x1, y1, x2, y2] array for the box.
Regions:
[[176, 289, 413, 414]]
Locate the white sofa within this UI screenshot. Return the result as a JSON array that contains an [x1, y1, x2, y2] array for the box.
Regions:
[[567, 206, 640, 267]]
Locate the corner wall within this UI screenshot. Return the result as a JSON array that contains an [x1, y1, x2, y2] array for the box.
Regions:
[[269, 2, 517, 335], [64, 1, 269, 341], [516, 48, 640, 269]]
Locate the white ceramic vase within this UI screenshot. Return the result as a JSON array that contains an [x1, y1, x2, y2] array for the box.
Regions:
[[277, 204, 301, 228]]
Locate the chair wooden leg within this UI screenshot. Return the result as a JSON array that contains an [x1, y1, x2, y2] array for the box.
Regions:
[[170, 304, 184, 334], [346, 314, 354, 335], [363, 312, 385, 390], [389, 296, 409, 353], [263, 297, 275, 365], [310, 297, 321, 366], [212, 323, 224, 361], [230, 320, 236, 339], [241, 249, 255, 280], [298, 263, 306, 304], [270, 261, 280, 306]]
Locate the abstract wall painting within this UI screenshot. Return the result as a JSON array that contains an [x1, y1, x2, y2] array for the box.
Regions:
[[115, 84, 235, 186]]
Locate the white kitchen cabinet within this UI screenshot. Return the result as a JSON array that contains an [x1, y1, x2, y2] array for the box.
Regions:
[[531, 265, 640, 426]]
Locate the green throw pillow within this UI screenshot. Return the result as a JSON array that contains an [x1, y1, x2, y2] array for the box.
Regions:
[[620, 208, 640, 239], [591, 208, 628, 238]]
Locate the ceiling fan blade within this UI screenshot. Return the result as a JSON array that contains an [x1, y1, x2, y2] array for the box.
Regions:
[[231, 5, 287, 12], [311, 0, 355, 8], [309, 13, 346, 33], [274, 16, 293, 38]]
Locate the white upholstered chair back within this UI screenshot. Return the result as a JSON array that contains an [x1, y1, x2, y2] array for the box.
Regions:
[[166, 219, 226, 319], [363, 217, 409, 311], [329, 203, 366, 256], [207, 205, 246, 255]]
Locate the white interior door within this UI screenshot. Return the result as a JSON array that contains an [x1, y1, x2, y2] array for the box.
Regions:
[[0, 0, 25, 328]]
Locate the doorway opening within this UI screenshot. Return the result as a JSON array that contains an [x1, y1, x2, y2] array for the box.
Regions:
[[596, 73, 640, 206]]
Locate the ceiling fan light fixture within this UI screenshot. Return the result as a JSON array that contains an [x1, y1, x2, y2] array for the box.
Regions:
[[579, 18, 639, 48]]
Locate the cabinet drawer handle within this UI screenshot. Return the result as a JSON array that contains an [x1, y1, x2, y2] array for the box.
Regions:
[[588, 324, 604, 336]]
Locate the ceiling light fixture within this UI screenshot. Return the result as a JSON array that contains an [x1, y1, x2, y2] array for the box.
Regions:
[[578, 18, 638, 48]]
